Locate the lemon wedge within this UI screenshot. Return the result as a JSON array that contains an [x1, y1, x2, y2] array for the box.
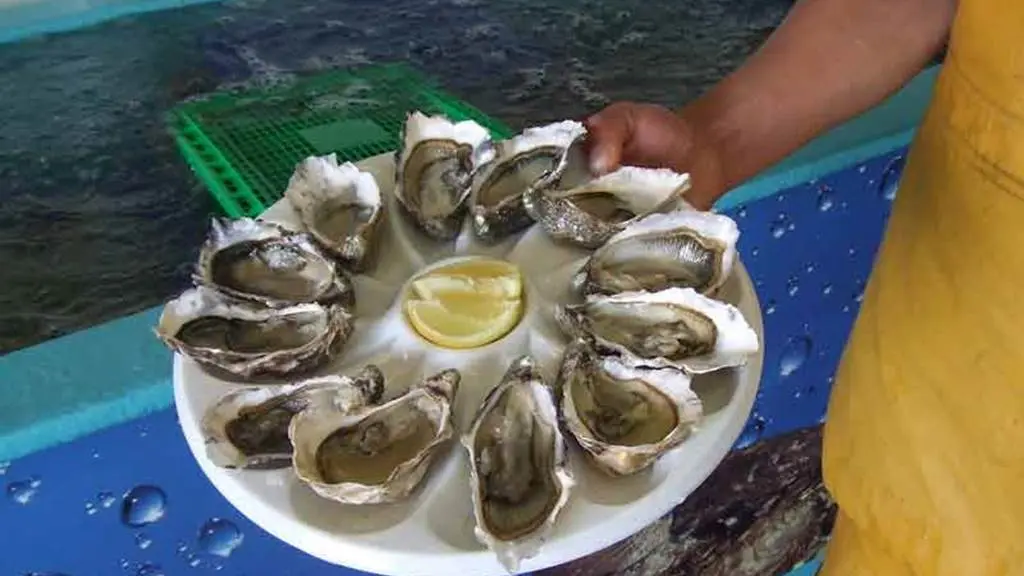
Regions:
[[410, 259, 523, 301], [404, 258, 524, 349]]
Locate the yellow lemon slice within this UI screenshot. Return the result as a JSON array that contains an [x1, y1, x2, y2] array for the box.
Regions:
[[411, 259, 523, 301], [404, 258, 525, 349], [405, 298, 522, 349]]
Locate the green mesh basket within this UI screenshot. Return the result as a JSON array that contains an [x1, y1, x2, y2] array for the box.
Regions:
[[167, 63, 513, 218]]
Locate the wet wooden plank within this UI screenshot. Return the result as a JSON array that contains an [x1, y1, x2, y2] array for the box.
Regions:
[[541, 426, 836, 576]]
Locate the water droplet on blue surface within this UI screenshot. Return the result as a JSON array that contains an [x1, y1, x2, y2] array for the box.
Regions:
[[737, 208, 747, 218], [7, 478, 39, 504], [822, 284, 833, 296], [121, 485, 167, 527], [779, 336, 812, 377], [187, 554, 202, 568], [879, 156, 905, 201], [842, 305, 851, 313], [85, 502, 98, 516], [136, 564, 163, 576], [858, 165, 867, 174], [765, 300, 776, 315], [198, 518, 244, 558], [787, 277, 799, 297], [817, 189, 834, 212], [0, 461, 9, 475], [29, 477, 41, 488], [176, 542, 189, 555], [793, 389, 802, 399], [120, 558, 131, 570], [135, 533, 152, 549], [805, 263, 815, 274], [848, 247, 857, 257], [91, 451, 101, 459], [98, 491, 116, 508], [735, 416, 766, 449], [771, 220, 786, 239]]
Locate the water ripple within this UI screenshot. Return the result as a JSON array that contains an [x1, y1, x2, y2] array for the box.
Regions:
[[0, 0, 794, 353]]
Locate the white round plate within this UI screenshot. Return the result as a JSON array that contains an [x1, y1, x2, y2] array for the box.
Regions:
[[174, 152, 764, 576]]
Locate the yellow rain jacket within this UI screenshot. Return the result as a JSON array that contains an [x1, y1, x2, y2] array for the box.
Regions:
[[820, 1, 1024, 574]]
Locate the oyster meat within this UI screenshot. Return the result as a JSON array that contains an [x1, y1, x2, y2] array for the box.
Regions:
[[202, 366, 385, 470], [463, 356, 573, 573], [195, 218, 355, 309], [284, 154, 384, 273], [555, 287, 759, 374], [523, 166, 691, 249], [469, 120, 587, 243], [557, 340, 703, 476], [573, 209, 739, 297], [290, 368, 461, 505], [155, 286, 354, 379], [393, 111, 495, 241]]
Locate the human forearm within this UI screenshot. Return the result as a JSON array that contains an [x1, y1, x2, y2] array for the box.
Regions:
[[685, 0, 956, 199]]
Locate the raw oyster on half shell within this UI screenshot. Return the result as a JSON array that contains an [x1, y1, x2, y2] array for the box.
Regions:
[[523, 166, 691, 249], [393, 111, 495, 241], [555, 287, 759, 374], [195, 218, 355, 310], [462, 355, 574, 573], [573, 209, 739, 297], [469, 120, 587, 243], [201, 366, 386, 470], [557, 340, 703, 476], [290, 368, 460, 505], [284, 154, 384, 273], [155, 286, 354, 379]]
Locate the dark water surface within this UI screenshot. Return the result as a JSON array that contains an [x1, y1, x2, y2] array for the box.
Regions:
[[0, 0, 794, 353]]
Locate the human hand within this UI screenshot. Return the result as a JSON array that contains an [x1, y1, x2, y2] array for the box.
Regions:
[[584, 102, 726, 210]]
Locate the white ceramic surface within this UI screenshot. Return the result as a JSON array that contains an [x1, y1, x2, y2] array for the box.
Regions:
[[173, 152, 765, 576]]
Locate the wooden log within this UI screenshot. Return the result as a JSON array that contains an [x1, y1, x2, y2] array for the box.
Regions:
[[541, 425, 835, 576]]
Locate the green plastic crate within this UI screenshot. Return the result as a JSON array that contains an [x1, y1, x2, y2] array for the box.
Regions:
[[167, 63, 514, 218]]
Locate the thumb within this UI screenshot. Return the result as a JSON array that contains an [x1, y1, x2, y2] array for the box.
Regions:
[[584, 105, 633, 175]]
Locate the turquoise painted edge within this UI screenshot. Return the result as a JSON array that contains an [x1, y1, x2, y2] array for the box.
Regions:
[[0, 307, 174, 462], [0, 0, 217, 45], [0, 65, 940, 463]]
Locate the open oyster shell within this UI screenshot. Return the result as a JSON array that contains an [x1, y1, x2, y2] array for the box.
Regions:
[[555, 287, 759, 374], [572, 209, 740, 297], [469, 120, 587, 243], [523, 166, 691, 249], [557, 340, 703, 476], [194, 217, 355, 310], [393, 111, 495, 241], [284, 154, 384, 273], [155, 286, 354, 379], [290, 368, 461, 505], [462, 355, 574, 574], [201, 366, 386, 470]]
